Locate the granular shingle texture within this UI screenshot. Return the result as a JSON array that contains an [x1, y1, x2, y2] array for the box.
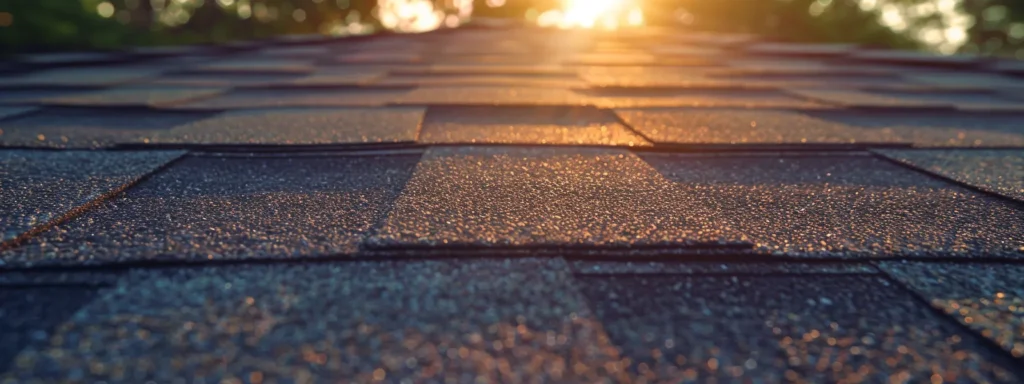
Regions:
[[420, 106, 649, 146], [614, 108, 888, 145], [369, 147, 746, 250], [577, 275, 1024, 382], [3, 25, 1024, 380], [0, 108, 214, 148], [164, 107, 425, 145], [2, 259, 624, 383], [1, 155, 419, 266], [876, 149, 1024, 202], [805, 111, 1024, 147], [178, 88, 412, 109], [641, 153, 1024, 257], [878, 261, 1024, 359], [41, 86, 226, 108], [0, 150, 184, 243], [0, 288, 101, 372]]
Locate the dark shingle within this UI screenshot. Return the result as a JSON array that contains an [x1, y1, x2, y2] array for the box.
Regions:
[[579, 87, 822, 108], [178, 88, 412, 109], [1, 259, 623, 382], [420, 106, 649, 146], [0, 108, 214, 148], [2, 155, 419, 266], [368, 147, 747, 251], [0, 288, 101, 372], [640, 153, 1024, 257], [878, 261, 1024, 359], [614, 108, 890, 145], [578, 275, 1023, 382], [0, 150, 184, 244], [41, 86, 225, 108], [875, 149, 1024, 202], [164, 107, 425, 145], [571, 261, 877, 275], [803, 111, 1024, 147]]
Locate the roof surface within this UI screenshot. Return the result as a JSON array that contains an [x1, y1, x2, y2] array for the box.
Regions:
[[2, 26, 1024, 382]]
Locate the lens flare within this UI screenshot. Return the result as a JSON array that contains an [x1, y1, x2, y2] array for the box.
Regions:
[[537, 0, 644, 30]]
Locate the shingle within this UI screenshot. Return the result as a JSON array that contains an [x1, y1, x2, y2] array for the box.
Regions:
[[0, 89, 96, 105], [255, 46, 332, 57], [190, 58, 316, 74], [906, 72, 1024, 90], [0, 108, 214, 148], [176, 88, 412, 109], [0, 150, 184, 243], [640, 153, 1024, 257], [571, 261, 877, 275], [367, 147, 747, 251], [334, 52, 423, 64], [614, 108, 896, 145], [394, 86, 589, 106], [416, 65, 578, 76], [1, 155, 419, 266], [0, 107, 35, 121], [145, 72, 305, 87], [41, 86, 225, 108], [1, 259, 623, 382], [579, 87, 821, 108], [0, 288, 101, 372], [419, 106, 649, 146], [849, 50, 981, 67], [14, 52, 124, 66], [703, 71, 904, 87], [288, 69, 387, 86], [377, 74, 587, 88], [577, 275, 1023, 382], [743, 42, 858, 57], [875, 149, 1024, 202], [878, 261, 1024, 359], [805, 111, 1024, 147], [164, 107, 425, 145], [788, 89, 956, 109], [0, 67, 162, 87]]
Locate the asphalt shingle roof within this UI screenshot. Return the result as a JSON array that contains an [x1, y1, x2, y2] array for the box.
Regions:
[[1, 26, 1024, 382]]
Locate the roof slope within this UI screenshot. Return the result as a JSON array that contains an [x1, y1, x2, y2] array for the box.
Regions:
[[1, 27, 1024, 382]]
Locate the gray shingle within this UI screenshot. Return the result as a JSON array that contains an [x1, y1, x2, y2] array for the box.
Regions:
[[394, 86, 589, 106], [878, 261, 1024, 359], [579, 87, 822, 108], [41, 86, 225, 108], [0, 288, 101, 372], [0, 150, 184, 243], [191, 58, 316, 74], [164, 107, 425, 145], [1, 259, 622, 382], [0, 67, 162, 87], [0, 107, 35, 121], [368, 147, 747, 251], [0, 108, 213, 148], [641, 153, 1024, 257], [876, 149, 1024, 202], [804, 111, 1024, 147], [614, 108, 891, 145], [1, 155, 419, 266], [178, 88, 411, 109], [420, 106, 649, 146], [571, 261, 877, 275], [577, 275, 1023, 382]]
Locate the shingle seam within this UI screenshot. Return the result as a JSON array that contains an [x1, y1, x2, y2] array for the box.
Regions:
[[0, 150, 190, 254], [875, 261, 1024, 375], [870, 149, 1024, 206]]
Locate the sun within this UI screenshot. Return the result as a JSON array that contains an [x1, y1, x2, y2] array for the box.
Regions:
[[538, 0, 644, 29]]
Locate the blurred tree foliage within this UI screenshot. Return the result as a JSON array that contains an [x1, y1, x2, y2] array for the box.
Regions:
[[2, 0, 1024, 57]]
